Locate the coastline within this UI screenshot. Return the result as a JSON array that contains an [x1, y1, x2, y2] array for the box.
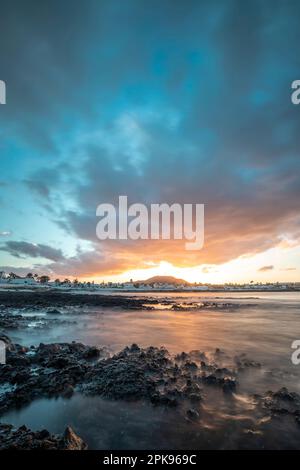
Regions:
[[1, 285, 300, 295], [0, 289, 299, 449]]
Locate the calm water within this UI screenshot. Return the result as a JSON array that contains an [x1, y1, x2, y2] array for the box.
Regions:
[[9, 291, 300, 372], [3, 291, 300, 449]]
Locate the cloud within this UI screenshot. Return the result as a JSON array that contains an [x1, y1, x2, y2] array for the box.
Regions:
[[201, 265, 218, 274], [0, 266, 35, 277], [0, 231, 11, 236], [1, 1, 300, 278], [258, 265, 274, 272], [40, 104, 300, 272], [0, 241, 65, 262], [25, 179, 50, 199]]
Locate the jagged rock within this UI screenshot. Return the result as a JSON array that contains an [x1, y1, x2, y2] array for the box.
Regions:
[[0, 423, 87, 450], [59, 426, 87, 450], [235, 353, 261, 370], [255, 387, 300, 418], [222, 378, 237, 393], [82, 345, 171, 401], [273, 388, 300, 402], [186, 408, 200, 421]]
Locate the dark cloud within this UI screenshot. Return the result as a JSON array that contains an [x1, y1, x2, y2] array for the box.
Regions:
[[0, 241, 65, 262], [0, 266, 36, 277], [1, 1, 300, 277], [258, 265, 274, 272], [38, 106, 300, 270]]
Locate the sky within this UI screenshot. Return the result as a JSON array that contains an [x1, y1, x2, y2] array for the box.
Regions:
[[0, 0, 300, 284]]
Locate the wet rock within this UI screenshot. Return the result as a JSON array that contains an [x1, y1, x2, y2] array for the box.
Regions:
[[0, 311, 75, 331], [183, 382, 202, 402], [184, 361, 198, 371], [202, 374, 218, 385], [186, 408, 200, 421], [175, 352, 189, 362], [0, 423, 87, 450], [83, 346, 102, 359], [189, 350, 207, 362], [222, 378, 237, 393], [151, 392, 178, 407], [189, 393, 202, 403], [0, 290, 159, 311], [61, 384, 74, 398], [6, 351, 31, 367], [33, 342, 102, 367], [3, 333, 299, 440], [273, 387, 300, 402], [82, 345, 169, 401], [59, 426, 87, 450], [0, 337, 236, 417], [46, 308, 62, 315], [215, 367, 231, 376], [257, 388, 300, 418], [0, 339, 104, 414], [10, 370, 32, 385], [235, 354, 261, 370]]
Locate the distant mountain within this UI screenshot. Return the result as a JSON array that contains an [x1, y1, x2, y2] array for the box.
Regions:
[[136, 275, 190, 285]]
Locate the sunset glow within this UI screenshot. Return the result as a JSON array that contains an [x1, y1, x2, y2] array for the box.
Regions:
[[0, 1, 299, 285]]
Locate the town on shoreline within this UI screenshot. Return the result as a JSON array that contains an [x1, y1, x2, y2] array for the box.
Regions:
[[0, 271, 299, 292]]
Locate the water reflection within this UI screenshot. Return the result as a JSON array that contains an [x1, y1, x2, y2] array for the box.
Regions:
[[2, 292, 300, 449]]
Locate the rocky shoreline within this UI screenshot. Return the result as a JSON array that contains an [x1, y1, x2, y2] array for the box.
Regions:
[[0, 290, 152, 310], [0, 291, 299, 450], [1, 332, 300, 449], [0, 290, 256, 312], [0, 423, 87, 450]]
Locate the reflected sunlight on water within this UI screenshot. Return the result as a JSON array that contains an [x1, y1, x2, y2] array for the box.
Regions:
[[4, 292, 300, 449]]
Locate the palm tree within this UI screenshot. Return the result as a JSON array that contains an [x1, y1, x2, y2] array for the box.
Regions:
[[39, 275, 50, 284]]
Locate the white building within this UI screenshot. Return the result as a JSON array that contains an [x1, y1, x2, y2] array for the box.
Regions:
[[7, 277, 37, 285], [123, 282, 135, 289]]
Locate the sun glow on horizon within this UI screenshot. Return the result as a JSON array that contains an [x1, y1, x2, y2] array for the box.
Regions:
[[78, 245, 300, 285]]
